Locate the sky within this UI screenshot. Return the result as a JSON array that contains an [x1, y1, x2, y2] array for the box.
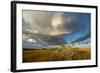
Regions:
[[22, 10, 91, 48]]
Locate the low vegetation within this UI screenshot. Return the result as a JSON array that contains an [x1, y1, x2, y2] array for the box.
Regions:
[[23, 45, 91, 63]]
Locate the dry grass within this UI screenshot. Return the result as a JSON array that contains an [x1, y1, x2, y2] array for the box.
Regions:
[[23, 48, 91, 63]]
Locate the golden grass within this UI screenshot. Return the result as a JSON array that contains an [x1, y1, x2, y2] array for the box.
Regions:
[[23, 48, 91, 63]]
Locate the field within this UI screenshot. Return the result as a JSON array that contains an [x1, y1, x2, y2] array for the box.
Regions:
[[23, 47, 91, 63]]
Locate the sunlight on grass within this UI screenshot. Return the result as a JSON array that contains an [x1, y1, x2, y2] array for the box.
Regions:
[[23, 47, 91, 63]]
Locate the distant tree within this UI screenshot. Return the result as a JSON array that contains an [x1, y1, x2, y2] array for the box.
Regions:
[[67, 43, 72, 49], [60, 44, 66, 48], [67, 43, 76, 48]]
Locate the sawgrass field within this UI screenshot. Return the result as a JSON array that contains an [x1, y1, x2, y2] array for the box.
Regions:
[[23, 47, 91, 63]]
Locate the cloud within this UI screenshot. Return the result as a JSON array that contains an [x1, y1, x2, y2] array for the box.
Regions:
[[22, 10, 91, 48], [23, 11, 75, 36], [72, 32, 90, 43]]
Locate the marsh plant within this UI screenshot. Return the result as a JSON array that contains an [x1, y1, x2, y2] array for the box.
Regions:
[[23, 43, 90, 62]]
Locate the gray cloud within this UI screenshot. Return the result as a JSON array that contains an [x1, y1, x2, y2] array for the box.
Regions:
[[22, 10, 90, 48], [22, 10, 78, 36]]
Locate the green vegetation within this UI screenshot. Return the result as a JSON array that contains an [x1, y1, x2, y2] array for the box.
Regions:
[[60, 44, 66, 48]]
